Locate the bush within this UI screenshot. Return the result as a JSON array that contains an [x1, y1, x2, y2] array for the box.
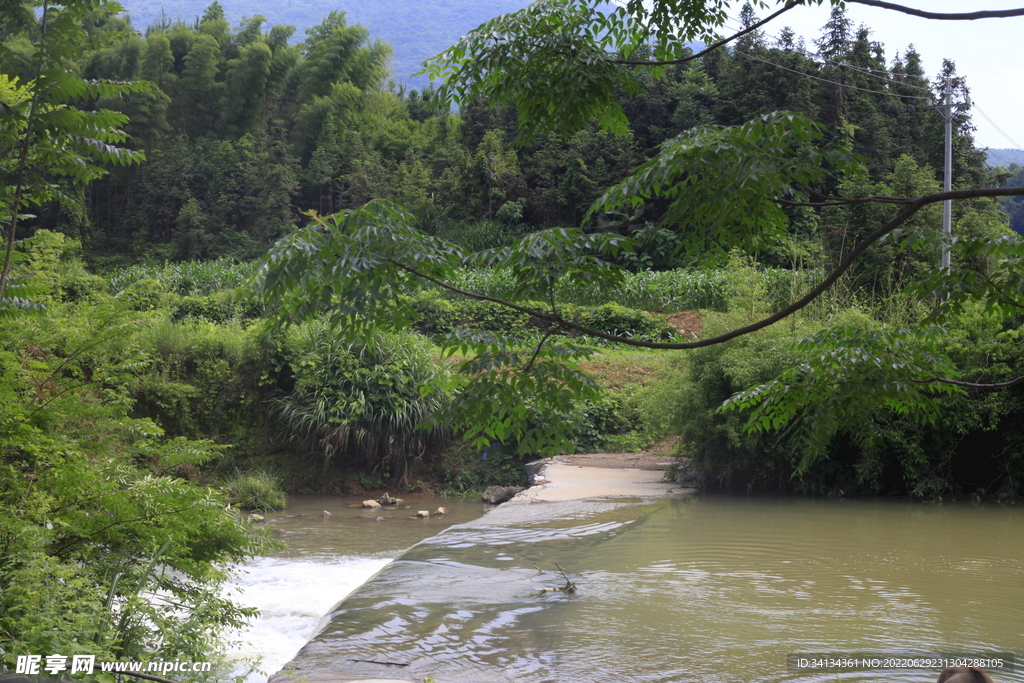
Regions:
[[131, 318, 263, 442], [433, 219, 529, 253], [657, 306, 1024, 499], [274, 324, 451, 485], [451, 299, 537, 334], [0, 304, 268, 672], [226, 469, 287, 511], [406, 289, 459, 335], [107, 258, 259, 297], [171, 292, 264, 323], [443, 265, 819, 312], [516, 389, 649, 455], [433, 442, 528, 495], [670, 323, 809, 492], [409, 288, 680, 344]]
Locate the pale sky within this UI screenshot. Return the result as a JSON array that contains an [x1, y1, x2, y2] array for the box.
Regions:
[[729, 0, 1024, 152]]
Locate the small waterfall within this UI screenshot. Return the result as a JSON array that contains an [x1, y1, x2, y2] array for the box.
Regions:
[[225, 554, 394, 683]]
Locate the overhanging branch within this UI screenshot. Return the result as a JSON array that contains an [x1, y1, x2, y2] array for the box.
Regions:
[[777, 195, 914, 207], [394, 185, 1024, 350], [846, 1, 1024, 20], [912, 374, 1024, 389]]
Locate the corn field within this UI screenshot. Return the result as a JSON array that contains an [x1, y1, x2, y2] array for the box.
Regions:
[[447, 267, 822, 312], [108, 259, 259, 296]]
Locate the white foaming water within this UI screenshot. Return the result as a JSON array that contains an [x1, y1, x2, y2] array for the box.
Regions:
[[223, 554, 393, 683]]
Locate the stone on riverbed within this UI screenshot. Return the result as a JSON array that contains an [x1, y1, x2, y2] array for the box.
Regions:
[[362, 500, 382, 509], [416, 510, 430, 518], [482, 485, 525, 504]]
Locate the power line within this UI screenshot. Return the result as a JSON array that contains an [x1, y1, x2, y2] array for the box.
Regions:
[[731, 48, 930, 99], [972, 102, 1024, 152], [721, 20, 932, 95], [723, 17, 1024, 157], [833, 61, 932, 92]]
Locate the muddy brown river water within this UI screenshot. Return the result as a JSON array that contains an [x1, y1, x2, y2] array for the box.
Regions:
[[231, 494, 1024, 683]]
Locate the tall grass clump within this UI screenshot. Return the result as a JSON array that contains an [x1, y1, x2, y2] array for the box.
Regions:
[[274, 324, 450, 486], [225, 469, 287, 511]]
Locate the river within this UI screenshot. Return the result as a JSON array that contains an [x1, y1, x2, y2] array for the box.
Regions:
[[228, 494, 1024, 683], [223, 494, 491, 681]]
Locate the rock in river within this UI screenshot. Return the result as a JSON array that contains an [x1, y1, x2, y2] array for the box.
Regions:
[[481, 485, 525, 505]]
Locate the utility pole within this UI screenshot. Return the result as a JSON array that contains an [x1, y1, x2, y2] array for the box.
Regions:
[[928, 77, 971, 270]]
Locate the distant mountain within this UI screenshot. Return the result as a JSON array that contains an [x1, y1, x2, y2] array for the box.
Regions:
[[119, 0, 532, 89], [987, 148, 1024, 167]]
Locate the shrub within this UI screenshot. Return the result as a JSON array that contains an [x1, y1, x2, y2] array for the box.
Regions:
[[433, 442, 528, 495], [406, 289, 459, 335], [0, 304, 267, 672], [433, 219, 529, 253], [443, 265, 819, 312], [226, 469, 287, 511], [171, 292, 264, 323], [521, 390, 647, 455], [670, 324, 809, 492], [451, 299, 536, 334], [274, 324, 451, 485], [132, 319, 259, 441], [658, 306, 1024, 498]]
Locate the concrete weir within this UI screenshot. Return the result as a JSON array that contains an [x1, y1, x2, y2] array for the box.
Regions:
[[268, 457, 693, 683]]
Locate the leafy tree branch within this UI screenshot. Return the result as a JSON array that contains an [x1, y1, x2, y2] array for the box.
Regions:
[[606, 2, 799, 67]]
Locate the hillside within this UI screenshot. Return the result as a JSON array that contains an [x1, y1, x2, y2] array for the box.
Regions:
[[120, 0, 531, 88], [987, 147, 1024, 166]]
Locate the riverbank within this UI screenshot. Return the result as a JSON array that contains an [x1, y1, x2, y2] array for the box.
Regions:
[[268, 457, 693, 683]]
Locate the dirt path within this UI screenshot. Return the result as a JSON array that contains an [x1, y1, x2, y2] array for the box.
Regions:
[[556, 436, 679, 471], [511, 438, 686, 502], [557, 451, 675, 471]]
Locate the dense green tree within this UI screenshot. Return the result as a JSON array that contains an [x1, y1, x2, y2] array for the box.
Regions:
[[219, 39, 271, 135], [1, 0, 145, 307], [295, 11, 388, 102], [1, 3, 268, 667]]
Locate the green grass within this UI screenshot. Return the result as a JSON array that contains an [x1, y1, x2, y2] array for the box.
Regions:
[[578, 347, 677, 391]]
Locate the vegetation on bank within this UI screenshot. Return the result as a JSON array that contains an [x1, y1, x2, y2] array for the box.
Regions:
[[9, 232, 1023, 501]]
